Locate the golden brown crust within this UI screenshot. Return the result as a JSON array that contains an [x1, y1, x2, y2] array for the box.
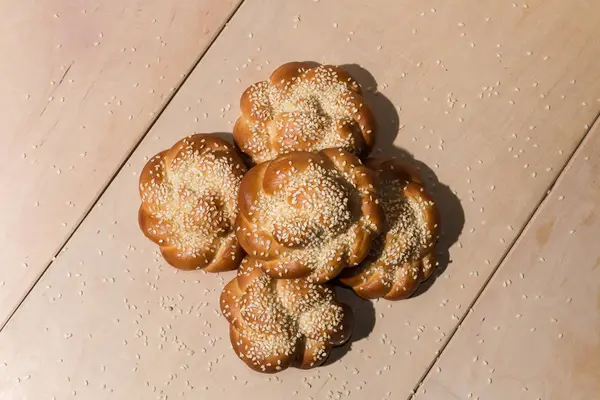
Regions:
[[138, 134, 247, 271], [235, 149, 384, 283], [339, 159, 440, 300], [220, 257, 353, 373], [233, 61, 376, 164]]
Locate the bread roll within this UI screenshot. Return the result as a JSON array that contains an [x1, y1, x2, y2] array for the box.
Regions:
[[340, 159, 439, 300], [220, 257, 353, 372], [236, 148, 384, 283], [234, 62, 376, 164], [138, 134, 247, 271]]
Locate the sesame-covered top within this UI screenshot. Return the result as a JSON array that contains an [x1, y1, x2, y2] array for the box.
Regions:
[[234, 62, 376, 164], [138, 134, 247, 271], [340, 159, 439, 300], [220, 257, 353, 372], [236, 148, 384, 283]]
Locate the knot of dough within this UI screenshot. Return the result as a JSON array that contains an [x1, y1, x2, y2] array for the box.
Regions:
[[234, 62, 376, 164], [220, 258, 353, 372], [138, 134, 247, 271], [236, 148, 384, 283], [340, 159, 440, 300]]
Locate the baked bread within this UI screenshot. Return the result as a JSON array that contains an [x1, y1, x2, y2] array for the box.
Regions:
[[220, 257, 353, 372], [236, 148, 384, 283], [138, 134, 247, 271], [233, 61, 376, 164], [339, 159, 439, 300]]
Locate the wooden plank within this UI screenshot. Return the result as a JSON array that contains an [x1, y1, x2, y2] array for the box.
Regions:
[[414, 122, 600, 400], [0, 0, 241, 325], [1, 0, 600, 398]]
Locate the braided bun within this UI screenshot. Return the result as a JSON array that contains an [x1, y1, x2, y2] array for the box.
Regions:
[[138, 134, 247, 271], [220, 257, 353, 372], [236, 148, 384, 283], [234, 62, 376, 164], [340, 159, 439, 300]]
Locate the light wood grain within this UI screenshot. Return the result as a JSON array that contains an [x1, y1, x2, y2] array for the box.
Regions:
[[1, 0, 600, 398], [0, 0, 241, 326], [414, 121, 600, 400]]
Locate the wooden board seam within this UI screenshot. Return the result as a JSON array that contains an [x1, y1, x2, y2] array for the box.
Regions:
[[407, 109, 600, 399], [0, 0, 247, 333]]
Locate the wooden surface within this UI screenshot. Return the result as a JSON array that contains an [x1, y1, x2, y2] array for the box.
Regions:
[[1, 0, 600, 399], [0, 0, 240, 326], [415, 122, 600, 400]]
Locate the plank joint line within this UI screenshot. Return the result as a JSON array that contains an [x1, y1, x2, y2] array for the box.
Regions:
[[408, 109, 600, 399], [0, 0, 247, 333]]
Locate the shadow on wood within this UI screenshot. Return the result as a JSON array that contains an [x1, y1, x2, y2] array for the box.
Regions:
[[341, 63, 466, 297], [326, 286, 376, 365]]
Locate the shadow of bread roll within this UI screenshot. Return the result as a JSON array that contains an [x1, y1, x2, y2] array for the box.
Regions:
[[339, 158, 440, 300], [236, 148, 384, 283], [138, 133, 247, 271], [220, 257, 353, 373], [234, 61, 376, 164]]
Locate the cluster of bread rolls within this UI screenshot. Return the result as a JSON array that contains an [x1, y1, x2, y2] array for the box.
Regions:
[[138, 62, 439, 373]]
